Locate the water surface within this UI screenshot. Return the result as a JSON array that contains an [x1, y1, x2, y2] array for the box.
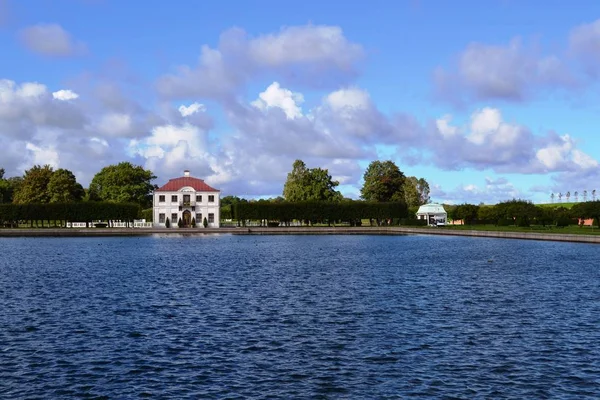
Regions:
[[1, 235, 599, 398]]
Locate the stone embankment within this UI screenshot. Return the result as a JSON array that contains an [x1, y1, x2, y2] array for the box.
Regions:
[[1, 226, 599, 244]]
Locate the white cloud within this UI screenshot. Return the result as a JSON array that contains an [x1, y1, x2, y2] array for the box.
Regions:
[[536, 135, 573, 170], [572, 149, 598, 169], [251, 82, 304, 119], [96, 113, 132, 137], [22, 142, 59, 169], [247, 25, 363, 69], [569, 19, 600, 75], [435, 37, 574, 104], [325, 87, 370, 112], [436, 115, 458, 138], [52, 89, 79, 101], [18, 24, 86, 57], [469, 107, 502, 144], [156, 24, 363, 99], [179, 102, 206, 117]]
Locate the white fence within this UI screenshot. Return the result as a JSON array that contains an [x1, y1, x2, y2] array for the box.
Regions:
[[66, 220, 153, 228]]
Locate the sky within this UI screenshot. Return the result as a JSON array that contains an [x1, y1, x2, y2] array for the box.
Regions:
[[2, 0, 600, 204]]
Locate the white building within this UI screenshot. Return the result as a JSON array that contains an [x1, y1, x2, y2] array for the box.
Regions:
[[416, 203, 447, 226], [153, 170, 220, 228]]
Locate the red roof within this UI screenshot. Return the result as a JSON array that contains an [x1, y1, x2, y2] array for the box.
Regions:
[[156, 176, 219, 192]]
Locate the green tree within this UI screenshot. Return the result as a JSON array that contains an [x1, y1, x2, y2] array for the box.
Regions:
[[47, 168, 85, 203], [0, 168, 12, 203], [282, 159, 342, 202], [454, 203, 480, 225], [404, 176, 430, 208], [12, 165, 54, 204], [360, 160, 406, 202], [89, 162, 156, 207]]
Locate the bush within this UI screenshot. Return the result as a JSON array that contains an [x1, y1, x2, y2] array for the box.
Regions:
[[497, 218, 512, 226], [516, 217, 530, 227], [165, 217, 170, 228], [399, 218, 427, 226], [192, 217, 196, 227], [203, 217, 208, 228], [555, 215, 572, 227], [267, 221, 280, 227], [178, 217, 183, 228]]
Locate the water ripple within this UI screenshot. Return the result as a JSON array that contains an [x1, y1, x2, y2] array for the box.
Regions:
[[1, 235, 599, 398]]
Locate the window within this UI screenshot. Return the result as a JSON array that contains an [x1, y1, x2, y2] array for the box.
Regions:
[[196, 213, 202, 222], [158, 195, 165, 202], [159, 213, 165, 223], [171, 213, 178, 223], [196, 195, 202, 202], [208, 213, 214, 223], [171, 195, 178, 202], [208, 195, 215, 202]]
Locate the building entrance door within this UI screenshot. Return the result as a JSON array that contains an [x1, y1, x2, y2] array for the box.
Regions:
[[183, 210, 191, 227]]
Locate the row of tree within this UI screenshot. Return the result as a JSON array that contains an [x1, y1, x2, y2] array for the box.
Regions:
[[550, 190, 597, 203], [448, 199, 600, 227], [282, 159, 430, 207], [0, 163, 156, 208]]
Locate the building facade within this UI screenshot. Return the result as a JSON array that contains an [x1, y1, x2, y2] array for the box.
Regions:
[[153, 170, 220, 228], [416, 203, 447, 226]]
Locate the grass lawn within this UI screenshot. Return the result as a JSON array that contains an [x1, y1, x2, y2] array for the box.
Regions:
[[442, 224, 600, 235], [536, 202, 577, 209]]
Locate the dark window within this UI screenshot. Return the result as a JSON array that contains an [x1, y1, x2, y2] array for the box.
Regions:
[[159, 213, 165, 223], [171, 195, 178, 202], [158, 195, 165, 202], [208, 195, 215, 202], [196, 195, 202, 202], [196, 213, 202, 222], [171, 213, 178, 223], [208, 213, 214, 223]]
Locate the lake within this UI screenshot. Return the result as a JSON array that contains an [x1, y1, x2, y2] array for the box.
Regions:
[[1, 234, 599, 398]]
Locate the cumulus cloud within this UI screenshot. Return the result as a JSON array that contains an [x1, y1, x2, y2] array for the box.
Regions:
[[0, 79, 86, 135], [434, 37, 574, 104], [179, 102, 206, 117], [434, 177, 523, 205], [251, 82, 304, 119], [19, 24, 86, 57], [52, 89, 79, 101], [569, 18, 600, 76], [156, 24, 364, 99], [22, 142, 60, 169]]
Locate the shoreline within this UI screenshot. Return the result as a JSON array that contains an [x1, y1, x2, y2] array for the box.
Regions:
[[1, 226, 600, 244]]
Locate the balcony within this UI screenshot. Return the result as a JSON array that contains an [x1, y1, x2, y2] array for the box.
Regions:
[[179, 200, 196, 207]]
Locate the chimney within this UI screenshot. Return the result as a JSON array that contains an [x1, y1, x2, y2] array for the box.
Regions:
[[183, 170, 190, 177]]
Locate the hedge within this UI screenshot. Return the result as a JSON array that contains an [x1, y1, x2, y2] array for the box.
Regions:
[[0, 202, 140, 227], [233, 200, 408, 226]]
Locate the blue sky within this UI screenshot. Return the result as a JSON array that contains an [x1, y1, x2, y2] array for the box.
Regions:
[[2, 0, 600, 204]]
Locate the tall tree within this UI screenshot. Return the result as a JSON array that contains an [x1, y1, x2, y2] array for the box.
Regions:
[[360, 160, 406, 202], [404, 176, 431, 208], [47, 168, 85, 203], [0, 168, 10, 203], [12, 165, 54, 204], [89, 162, 156, 207], [282, 159, 342, 202]]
